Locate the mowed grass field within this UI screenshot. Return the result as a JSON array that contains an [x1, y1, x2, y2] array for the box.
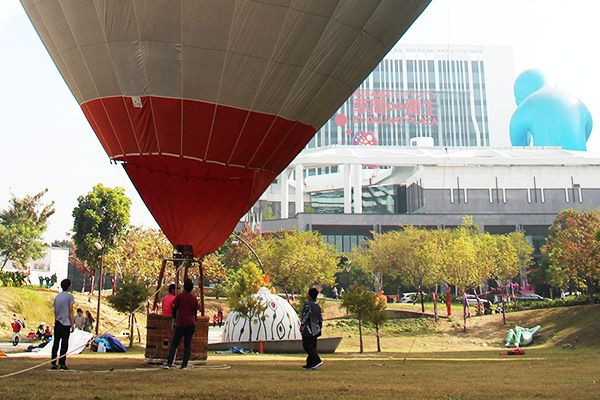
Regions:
[[1, 346, 599, 399], [1, 288, 599, 399]]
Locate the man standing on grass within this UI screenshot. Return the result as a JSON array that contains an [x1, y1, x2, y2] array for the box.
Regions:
[[300, 287, 323, 370], [164, 279, 199, 370], [51, 279, 75, 370]]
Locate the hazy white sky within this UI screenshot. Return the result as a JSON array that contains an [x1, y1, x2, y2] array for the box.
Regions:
[[1, 0, 599, 243]]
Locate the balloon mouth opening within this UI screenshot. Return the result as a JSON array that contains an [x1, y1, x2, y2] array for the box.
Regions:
[[120, 156, 260, 183], [174, 244, 194, 259]]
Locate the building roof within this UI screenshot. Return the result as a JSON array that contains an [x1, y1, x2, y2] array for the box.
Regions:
[[290, 145, 600, 168]]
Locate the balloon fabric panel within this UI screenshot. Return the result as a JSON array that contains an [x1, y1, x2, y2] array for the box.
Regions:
[[20, 0, 432, 258]]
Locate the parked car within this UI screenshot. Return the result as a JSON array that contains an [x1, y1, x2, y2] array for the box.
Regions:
[[516, 293, 550, 302], [399, 292, 425, 303], [464, 294, 490, 307]]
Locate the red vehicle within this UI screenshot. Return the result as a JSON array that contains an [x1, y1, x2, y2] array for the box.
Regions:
[[11, 316, 25, 346]]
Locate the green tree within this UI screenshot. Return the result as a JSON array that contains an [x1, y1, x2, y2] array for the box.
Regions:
[[231, 294, 267, 352], [542, 209, 600, 298], [260, 230, 338, 294], [221, 228, 265, 271], [392, 227, 448, 312], [0, 189, 55, 270], [367, 292, 389, 352], [443, 218, 494, 294], [228, 262, 269, 351], [489, 234, 520, 287], [341, 285, 379, 353], [202, 252, 230, 298], [442, 227, 479, 293], [334, 254, 375, 291], [107, 276, 148, 348], [104, 226, 173, 286], [228, 261, 270, 303], [350, 231, 402, 292], [507, 231, 534, 282], [262, 205, 275, 221], [72, 184, 131, 269]]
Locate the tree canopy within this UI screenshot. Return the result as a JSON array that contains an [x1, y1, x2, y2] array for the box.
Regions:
[[72, 184, 131, 268], [104, 226, 173, 286], [542, 209, 600, 291], [342, 285, 382, 353], [260, 230, 338, 293], [348, 217, 532, 297], [0, 189, 55, 270]]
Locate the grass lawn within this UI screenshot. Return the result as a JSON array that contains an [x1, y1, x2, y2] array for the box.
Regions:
[[1, 346, 599, 399], [2, 288, 599, 399]]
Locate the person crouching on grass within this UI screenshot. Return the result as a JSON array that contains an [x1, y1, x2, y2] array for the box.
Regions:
[[300, 287, 323, 370], [163, 279, 199, 370]]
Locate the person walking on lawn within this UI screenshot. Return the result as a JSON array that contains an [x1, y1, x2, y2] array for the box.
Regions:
[[51, 279, 75, 370], [163, 279, 199, 370], [300, 287, 323, 370]]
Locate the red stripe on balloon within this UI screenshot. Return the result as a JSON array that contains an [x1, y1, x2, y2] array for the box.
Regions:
[[81, 96, 317, 172], [80, 96, 318, 257], [122, 156, 276, 257]]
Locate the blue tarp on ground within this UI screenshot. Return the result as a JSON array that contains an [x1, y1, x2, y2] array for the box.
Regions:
[[94, 334, 126, 353]]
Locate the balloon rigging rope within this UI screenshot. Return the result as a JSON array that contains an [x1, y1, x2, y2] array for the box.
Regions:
[[0, 271, 177, 380]]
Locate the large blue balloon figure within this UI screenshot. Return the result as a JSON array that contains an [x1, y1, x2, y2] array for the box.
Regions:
[[510, 69, 593, 151]]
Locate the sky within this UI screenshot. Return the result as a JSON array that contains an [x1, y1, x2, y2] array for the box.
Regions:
[[1, 0, 599, 244]]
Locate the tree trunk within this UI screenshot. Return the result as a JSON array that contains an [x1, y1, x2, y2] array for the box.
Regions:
[[586, 272, 594, 304], [358, 317, 363, 353], [248, 317, 253, 352], [88, 273, 95, 303], [419, 286, 425, 313], [376, 323, 381, 352], [129, 314, 134, 348], [0, 256, 9, 271], [433, 289, 438, 323]]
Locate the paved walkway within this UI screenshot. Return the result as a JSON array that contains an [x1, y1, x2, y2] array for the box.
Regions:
[[208, 326, 224, 344], [0, 342, 29, 352]]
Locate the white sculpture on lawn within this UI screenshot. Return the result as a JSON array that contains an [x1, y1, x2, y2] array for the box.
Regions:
[[223, 287, 301, 342]]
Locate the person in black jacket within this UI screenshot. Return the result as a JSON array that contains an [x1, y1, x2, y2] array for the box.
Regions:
[[300, 287, 323, 370]]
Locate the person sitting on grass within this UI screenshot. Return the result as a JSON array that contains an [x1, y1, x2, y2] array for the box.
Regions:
[[83, 311, 95, 333], [73, 308, 86, 330]]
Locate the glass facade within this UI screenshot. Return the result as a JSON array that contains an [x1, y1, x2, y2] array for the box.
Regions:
[[323, 234, 367, 253], [308, 185, 398, 214], [308, 45, 490, 149]]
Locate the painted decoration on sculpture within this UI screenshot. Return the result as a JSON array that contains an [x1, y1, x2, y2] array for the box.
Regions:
[[20, 0, 430, 257], [223, 287, 300, 342]]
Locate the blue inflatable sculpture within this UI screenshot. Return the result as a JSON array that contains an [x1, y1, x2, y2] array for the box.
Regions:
[[510, 69, 593, 151]]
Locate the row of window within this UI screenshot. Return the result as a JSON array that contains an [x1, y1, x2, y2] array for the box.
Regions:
[[322, 234, 367, 253], [450, 187, 584, 204]]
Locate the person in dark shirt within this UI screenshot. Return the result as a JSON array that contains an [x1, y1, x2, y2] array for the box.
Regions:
[[163, 279, 199, 370], [300, 287, 323, 370]]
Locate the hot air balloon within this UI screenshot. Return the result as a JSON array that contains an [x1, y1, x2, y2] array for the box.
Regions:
[[20, 0, 430, 258]]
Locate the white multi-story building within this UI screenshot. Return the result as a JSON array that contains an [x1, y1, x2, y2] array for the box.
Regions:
[[241, 44, 599, 278], [4, 247, 69, 290], [307, 44, 515, 150]]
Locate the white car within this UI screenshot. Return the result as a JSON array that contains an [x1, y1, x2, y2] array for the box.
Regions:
[[399, 292, 425, 303], [464, 294, 490, 307]]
